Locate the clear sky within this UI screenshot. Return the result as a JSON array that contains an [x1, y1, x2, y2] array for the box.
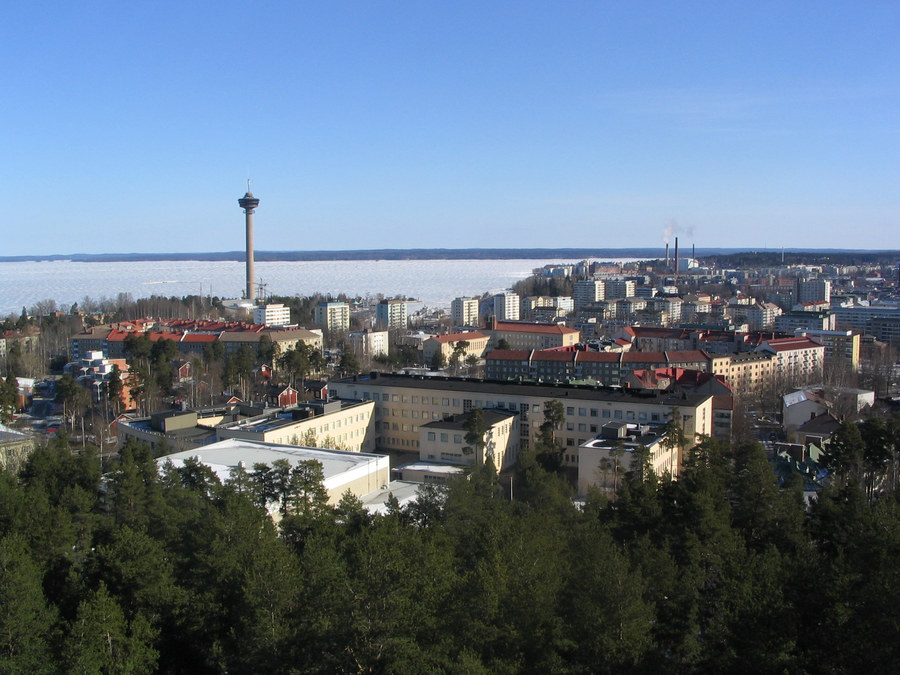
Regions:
[[1, 2, 897, 255]]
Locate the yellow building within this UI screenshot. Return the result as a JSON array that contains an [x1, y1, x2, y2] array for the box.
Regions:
[[419, 409, 519, 471], [119, 399, 375, 454], [329, 373, 713, 470], [709, 352, 777, 393], [796, 329, 860, 370], [216, 399, 375, 451]]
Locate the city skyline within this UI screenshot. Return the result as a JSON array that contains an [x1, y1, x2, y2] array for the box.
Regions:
[[2, 2, 897, 256]]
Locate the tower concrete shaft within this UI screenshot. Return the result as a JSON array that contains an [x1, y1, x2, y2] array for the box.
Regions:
[[238, 190, 260, 301]]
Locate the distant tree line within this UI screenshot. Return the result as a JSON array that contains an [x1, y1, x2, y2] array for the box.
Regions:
[[511, 275, 574, 299]]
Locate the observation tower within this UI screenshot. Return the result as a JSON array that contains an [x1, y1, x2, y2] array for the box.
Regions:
[[238, 181, 260, 302]]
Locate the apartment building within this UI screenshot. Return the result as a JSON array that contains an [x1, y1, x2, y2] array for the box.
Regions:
[[68, 325, 111, 360], [64, 350, 132, 407], [755, 337, 825, 382], [775, 311, 835, 333], [78, 319, 322, 360], [219, 327, 323, 355], [521, 296, 574, 321], [119, 399, 375, 454], [573, 280, 605, 309], [215, 399, 376, 451], [485, 349, 620, 384], [832, 305, 900, 336], [795, 329, 860, 369], [519, 296, 553, 321], [578, 424, 673, 497], [375, 299, 408, 330], [485, 349, 711, 387], [493, 292, 520, 321], [708, 352, 777, 394], [795, 278, 832, 304], [314, 301, 351, 333], [746, 302, 783, 330], [604, 280, 636, 300], [253, 303, 292, 327], [450, 297, 480, 327], [347, 329, 389, 359]]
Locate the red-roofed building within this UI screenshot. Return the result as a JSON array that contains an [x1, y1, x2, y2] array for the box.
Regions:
[[756, 337, 825, 381], [267, 385, 299, 408], [491, 321, 580, 351], [485, 347, 713, 387], [422, 331, 489, 363]]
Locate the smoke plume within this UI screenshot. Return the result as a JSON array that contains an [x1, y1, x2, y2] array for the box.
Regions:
[[662, 219, 695, 244]]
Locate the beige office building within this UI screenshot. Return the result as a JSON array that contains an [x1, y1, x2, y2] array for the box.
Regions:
[[422, 331, 489, 364], [419, 409, 519, 471], [491, 321, 580, 351], [329, 373, 713, 470]]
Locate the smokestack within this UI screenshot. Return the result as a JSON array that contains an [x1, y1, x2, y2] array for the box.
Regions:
[[674, 237, 679, 280], [665, 243, 670, 268], [692, 243, 695, 261]]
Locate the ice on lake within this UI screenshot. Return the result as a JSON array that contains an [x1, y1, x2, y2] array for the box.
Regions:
[[0, 257, 636, 316]]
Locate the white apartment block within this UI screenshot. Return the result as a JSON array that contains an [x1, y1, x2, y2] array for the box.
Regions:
[[376, 299, 408, 330], [604, 280, 636, 300], [253, 303, 292, 327], [574, 280, 605, 309], [553, 296, 574, 314], [314, 301, 350, 333], [348, 329, 390, 358], [451, 297, 480, 327], [755, 337, 826, 382], [746, 302, 783, 330], [578, 425, 675, 498], [795, 278, 832, 304], [493, 292, 520, 321]]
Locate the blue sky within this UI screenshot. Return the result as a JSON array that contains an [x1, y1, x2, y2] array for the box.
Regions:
[[1, 2, 897, 255]]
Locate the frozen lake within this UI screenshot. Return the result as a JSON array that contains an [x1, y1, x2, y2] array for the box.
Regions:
[[0, 258, 637, 316]]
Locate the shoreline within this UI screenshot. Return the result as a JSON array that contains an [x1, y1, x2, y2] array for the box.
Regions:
[[2, 246, 897, 264]]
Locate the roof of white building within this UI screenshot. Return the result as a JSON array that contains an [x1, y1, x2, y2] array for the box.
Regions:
[[157, 438, 388, 491], [358, 480, 425, 515]]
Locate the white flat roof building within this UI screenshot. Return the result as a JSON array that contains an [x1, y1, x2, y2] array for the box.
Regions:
[[358, 480, 426, 515], [157, 438, 389, 507], [253, 303, 292, 327]]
